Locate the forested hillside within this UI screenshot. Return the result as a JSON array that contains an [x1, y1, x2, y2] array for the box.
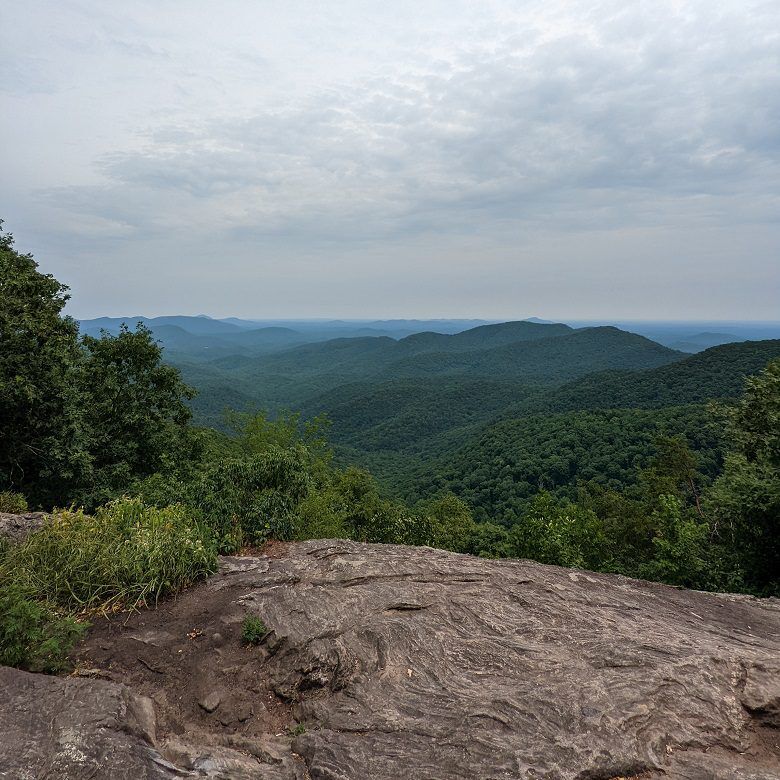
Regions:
[[506, 339, 780, 415], [78, 304, 778, 545]]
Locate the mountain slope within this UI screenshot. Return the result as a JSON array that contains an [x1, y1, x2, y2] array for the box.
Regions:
[[387, 327, 681, 380], [79, 315, 245, 336], [506, 338, 780, 416], [338, 340, 779, 506]]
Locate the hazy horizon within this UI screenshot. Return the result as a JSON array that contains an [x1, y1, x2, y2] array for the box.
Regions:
[[3, 1, 779, 320], [76, 313, 780, 327]]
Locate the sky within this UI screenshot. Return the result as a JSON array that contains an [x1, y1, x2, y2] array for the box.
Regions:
[[1, 0, 779, 320]]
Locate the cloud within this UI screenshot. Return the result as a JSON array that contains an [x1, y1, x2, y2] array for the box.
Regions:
[[1, 0, 779, 317]]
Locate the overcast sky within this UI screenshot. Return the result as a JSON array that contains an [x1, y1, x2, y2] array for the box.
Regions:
[[1, 1, 778, 319]]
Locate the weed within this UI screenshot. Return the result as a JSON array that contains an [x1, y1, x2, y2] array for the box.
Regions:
[[241, 614, 268, 644], [0, 582, 87, 671], [3, 497, 217, 612]]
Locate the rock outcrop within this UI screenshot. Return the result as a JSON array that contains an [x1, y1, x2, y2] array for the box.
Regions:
[[0, 511, 44, 543], [2, 540, 780, 779]]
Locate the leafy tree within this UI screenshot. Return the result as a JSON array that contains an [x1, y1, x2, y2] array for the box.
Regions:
[[707, 360, 780, 594], [469, 522, 511, 559], [506, 492, 608, 569], [188, 449, 313, 551], [0, 223, 89, 506], [77, 323, 197, 507], [640, 495, 711, 588], [424, 494, 475, 553], [226, 409, 332, 479], [640, 436, 707, 517]]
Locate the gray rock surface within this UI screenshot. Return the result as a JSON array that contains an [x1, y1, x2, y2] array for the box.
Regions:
[[0, 666, 303, 779], [258, 542, 780, 779], [3, 540, 780, 778], [0, 666, 179, 779], [0, 511, 44, 543]]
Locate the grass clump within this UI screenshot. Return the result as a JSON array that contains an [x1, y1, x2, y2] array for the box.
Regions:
[[0, 491, 28, 513], [4, 497, 217, 612], [241, 615, 268, 644], [0, 497, 218, 671]]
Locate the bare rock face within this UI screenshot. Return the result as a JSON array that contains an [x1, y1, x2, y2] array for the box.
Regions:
[[0, 666, 300, 779], [3, 540, 780, 779], [0, 666, 178, 779], [0, 511, 44, 543], [253, 542, 780, 780]]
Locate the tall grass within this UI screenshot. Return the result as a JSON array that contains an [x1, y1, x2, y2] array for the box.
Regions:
[[4, 497, 217, 611]]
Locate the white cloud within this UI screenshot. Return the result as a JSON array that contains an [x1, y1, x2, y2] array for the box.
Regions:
[[1, 0, 779, 317]]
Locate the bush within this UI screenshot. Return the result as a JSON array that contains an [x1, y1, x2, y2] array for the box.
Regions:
[[0, 582, 87, 671], [507, 492, 609, 570], [241, 615, 268, 644], [190, 450, 312, 551], [292, 489, 348, 541], [4, 497, 217, 611], [639, 495, 712, 588], [0, 491, 28, 513]]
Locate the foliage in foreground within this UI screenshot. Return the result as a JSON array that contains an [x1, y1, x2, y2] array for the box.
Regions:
[[0, 498, 217, 670], [5, 498, 216, 611], [0, 583, 87, 672]]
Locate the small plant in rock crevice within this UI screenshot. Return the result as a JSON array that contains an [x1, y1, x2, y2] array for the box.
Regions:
[[241, 614, 268, 645]]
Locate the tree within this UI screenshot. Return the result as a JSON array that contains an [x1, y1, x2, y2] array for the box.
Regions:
[[0, 224, 89, 506], [77, 323, 197, 507], [641, 436, 706, 513], [226, 409, 333, 480], [507, 492, 608, 569], [640, 495, 710, 589], [707, 360, 780, 594], [424, 494, 475, 553]]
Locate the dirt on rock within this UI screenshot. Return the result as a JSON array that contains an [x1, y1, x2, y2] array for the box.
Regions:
[[2, 539, 780, 779], [68, 553, 306, 778]]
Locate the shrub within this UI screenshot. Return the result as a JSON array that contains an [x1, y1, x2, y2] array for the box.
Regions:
[[292, 489, 348, 541], [507, 492, 609, 570], [241, 615, 268, 644], [423, 494, 476, 553], [190, 450, 312, 551], [640, 494, 711, 588], [4, 497, 217, 611], [0, 582, 87, 671], [0, 491, 28, 513]]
